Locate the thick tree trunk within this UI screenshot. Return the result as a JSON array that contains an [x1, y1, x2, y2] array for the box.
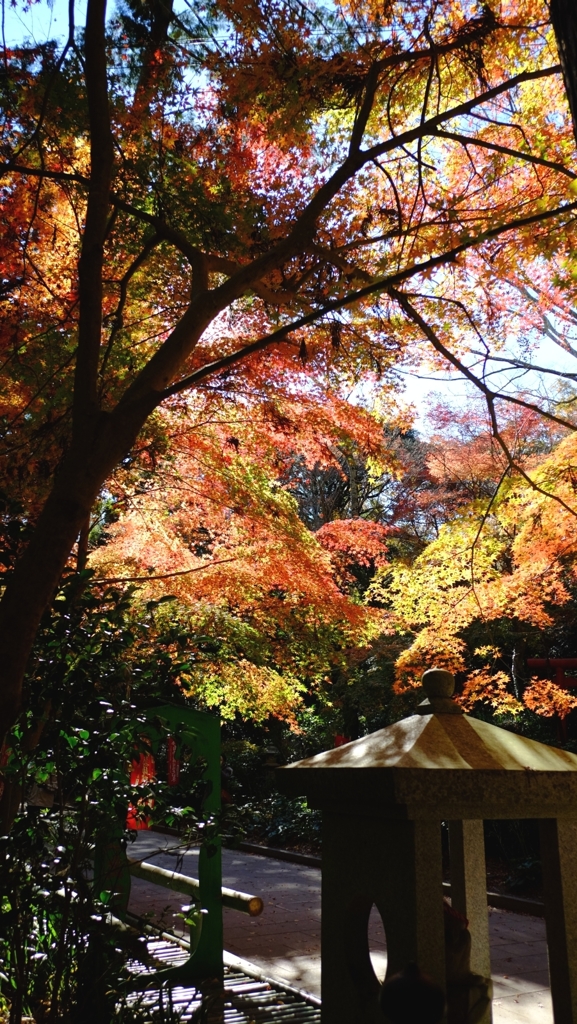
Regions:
[[550, 0, 577, 149], [0, 386, 152, 737], [0, 0, 114, 746], [0, 311, 216, 745], [0, 433, 121, 739]]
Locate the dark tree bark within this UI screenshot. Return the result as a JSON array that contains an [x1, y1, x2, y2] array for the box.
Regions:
[[76, 515, 91, 573], [0, 0, 114, 742], [550, 0, 577, 148], [133, 0, 175, 109]]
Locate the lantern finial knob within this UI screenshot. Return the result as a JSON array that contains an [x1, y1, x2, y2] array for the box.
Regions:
[[422, 668, 455, 698], [416, 668, 463, 715]]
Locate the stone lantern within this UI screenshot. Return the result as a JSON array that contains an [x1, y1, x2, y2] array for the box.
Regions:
[[276, 669, 577, 1024]]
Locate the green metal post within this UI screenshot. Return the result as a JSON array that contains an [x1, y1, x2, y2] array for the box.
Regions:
[[93, 819, 131, 915], [137, 704, 223, 985]]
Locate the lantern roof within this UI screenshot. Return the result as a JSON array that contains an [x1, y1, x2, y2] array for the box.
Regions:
[[277, 671, 577, 818]]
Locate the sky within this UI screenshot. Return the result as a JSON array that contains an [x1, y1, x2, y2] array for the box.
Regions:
[[4, 0, 577, 435], [3, 0, 85, 46]]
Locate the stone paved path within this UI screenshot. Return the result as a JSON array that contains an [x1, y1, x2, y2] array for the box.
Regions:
[[128, 832, 552, 1023]]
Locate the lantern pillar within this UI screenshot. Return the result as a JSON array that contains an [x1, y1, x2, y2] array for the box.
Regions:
[[321, 811, 445, 1024], [448, 820, 491, 978], [541, 817, 577, 1023]]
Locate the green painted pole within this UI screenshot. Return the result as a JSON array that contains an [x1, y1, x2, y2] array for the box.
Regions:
[[145, 705, 223, 983]]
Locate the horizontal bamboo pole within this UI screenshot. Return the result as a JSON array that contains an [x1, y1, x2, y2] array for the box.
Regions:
[[128, 858, 264, 917]]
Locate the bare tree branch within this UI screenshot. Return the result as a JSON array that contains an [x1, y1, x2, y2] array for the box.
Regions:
[[469, 349, 577, 380], [162, 199, 577, 400], [431, 128, 577, 179], [349, 61, 381, 156], [92, 556, 236, 584], [469, 464, 511, 621], [389, 287, 577, 519], [390, 286, 577, 430], [99, 234, 163, 386], [363, 66, 561, 164]]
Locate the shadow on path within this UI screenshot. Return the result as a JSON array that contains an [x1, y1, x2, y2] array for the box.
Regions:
[[127, 832, 551, 1023]]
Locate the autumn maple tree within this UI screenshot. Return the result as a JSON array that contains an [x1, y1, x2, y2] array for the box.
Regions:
[[369, 401, 577, 725], [84, 383, 391, 715], [2, 0, 577, 780]]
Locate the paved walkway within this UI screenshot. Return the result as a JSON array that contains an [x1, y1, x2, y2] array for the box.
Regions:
[[127, 832, 552, 1023]]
